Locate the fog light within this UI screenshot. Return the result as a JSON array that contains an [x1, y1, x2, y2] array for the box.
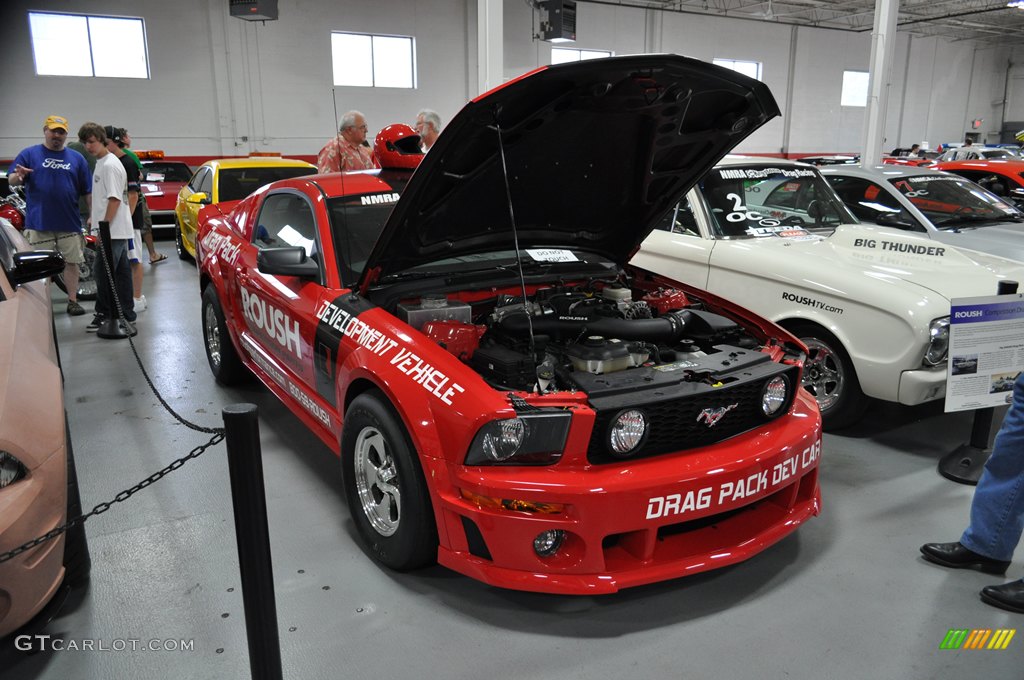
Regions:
[[533, 529, 566, 557], [609, 409, 647, 456], [762, 376, 788, 415]]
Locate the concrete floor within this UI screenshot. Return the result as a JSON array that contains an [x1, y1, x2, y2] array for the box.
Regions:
[[3, 240, 1022, 679]]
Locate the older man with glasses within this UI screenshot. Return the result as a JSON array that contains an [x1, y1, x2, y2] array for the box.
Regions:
[[317, 110, 380, 173]]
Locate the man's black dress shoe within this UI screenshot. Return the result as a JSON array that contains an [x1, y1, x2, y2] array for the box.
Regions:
[[981, 580, 1024, 614], [919, 542, 1010, 575]]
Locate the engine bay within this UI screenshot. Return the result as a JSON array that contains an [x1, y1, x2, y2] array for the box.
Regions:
[[394, 276, 781, 396]]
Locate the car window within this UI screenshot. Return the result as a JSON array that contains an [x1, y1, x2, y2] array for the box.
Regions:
[[254, 193, 318, 255], [652, 198, 699, 236], [826, 176, 921, 230], [188, 167, 209, 192], [143, 162, 192, 182], [327, 195, 402, 287], [888, 174, 1022, 227], [217, 166, 316, 202], [947, 170, 1012, 197], [198, 168, 214, 196], [699, 165, 855, 238]]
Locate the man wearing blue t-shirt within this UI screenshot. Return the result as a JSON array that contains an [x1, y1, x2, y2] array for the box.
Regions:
[[8, 114, 92, 315]]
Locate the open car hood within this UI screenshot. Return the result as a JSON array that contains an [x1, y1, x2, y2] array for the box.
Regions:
[[361, 54, 780, 285]]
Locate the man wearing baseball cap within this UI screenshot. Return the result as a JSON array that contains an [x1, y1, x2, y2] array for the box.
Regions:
[[8, 115, 92, 315]]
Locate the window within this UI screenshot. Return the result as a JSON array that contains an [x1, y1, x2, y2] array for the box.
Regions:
[[331, 32, 415, 88], [551, 48, 612, 65], [712, 58, 762, 81], [28, 12, 149, 78], [841, 70, 869, 107]]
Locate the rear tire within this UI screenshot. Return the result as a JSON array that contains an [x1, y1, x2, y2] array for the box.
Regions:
[[201, 285, 245, 385], [176, 219, 190, 261], [788, 322, 868, 431], [341, 391, 437, 571]]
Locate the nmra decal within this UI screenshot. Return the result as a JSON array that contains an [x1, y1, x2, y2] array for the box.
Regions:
[[696, 404, 737, 427], [360, 192, 400, 206], [646, 439, 821, 520], [240, 287, 302, 359]]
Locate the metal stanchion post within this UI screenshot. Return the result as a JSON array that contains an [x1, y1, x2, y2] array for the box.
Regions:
[[223, 404, 283, 680], [938, 279, 1019, 485], [95, 220, 130, 339]]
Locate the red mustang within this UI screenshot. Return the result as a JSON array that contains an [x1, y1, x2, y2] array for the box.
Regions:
[[196, 55, 822, 594]]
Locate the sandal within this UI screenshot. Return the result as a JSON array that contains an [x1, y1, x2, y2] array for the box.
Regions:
[[150, 253, 168, 264]]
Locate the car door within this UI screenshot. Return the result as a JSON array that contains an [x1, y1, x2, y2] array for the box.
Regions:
[[234, 190, 337, 434], [633, 190, 715, 287]]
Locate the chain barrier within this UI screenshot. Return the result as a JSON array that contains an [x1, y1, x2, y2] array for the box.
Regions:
[[0, 224, 230, 564], [0, 432, 224, 565]]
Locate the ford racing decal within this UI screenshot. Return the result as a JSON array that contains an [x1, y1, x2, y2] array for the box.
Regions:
[[781, 291, 844, 315], [646, 439, 821, 520], [718, 167, 816, 180]]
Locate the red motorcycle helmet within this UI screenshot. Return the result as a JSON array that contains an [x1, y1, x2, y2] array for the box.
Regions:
[[374, 124, 424, 170]]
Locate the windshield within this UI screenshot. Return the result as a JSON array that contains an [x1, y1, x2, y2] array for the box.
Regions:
[[142, 162, 192, 183], [218, 166, 316, 202], [699, 164, 856, 238], [887, 175, 1022, 227], [327, 195, 399, 287]]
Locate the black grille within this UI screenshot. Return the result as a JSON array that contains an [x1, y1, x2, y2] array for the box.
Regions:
[[586, 364, 799, 464]]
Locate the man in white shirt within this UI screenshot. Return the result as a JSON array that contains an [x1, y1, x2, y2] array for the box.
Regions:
[[79, 122, 136, 335]]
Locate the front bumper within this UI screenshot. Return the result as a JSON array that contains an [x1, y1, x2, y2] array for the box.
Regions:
[[433, 389, 822, 594], [897, 365, 946, 406], [0, 447, 67, 638]]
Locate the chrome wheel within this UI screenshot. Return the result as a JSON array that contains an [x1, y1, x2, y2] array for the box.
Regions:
[[801, 337, 844, 412], [353, 426, 401, 537], [204, 302, 222, 369]]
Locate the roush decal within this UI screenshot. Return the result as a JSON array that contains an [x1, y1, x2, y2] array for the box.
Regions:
[[240, 287, 302, 359], [781, 291, 844, 315], [242, 336, 331, 428], [646, 439, 821, 520], [314, 295, 466, 406]]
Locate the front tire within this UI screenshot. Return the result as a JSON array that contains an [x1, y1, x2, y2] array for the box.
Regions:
[[789, 322, 867, 430], [341, 391, 437, 571], [201, 285, 245, 385]]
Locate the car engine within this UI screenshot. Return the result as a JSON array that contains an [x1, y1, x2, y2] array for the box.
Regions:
[[399, 280, 771, 395]]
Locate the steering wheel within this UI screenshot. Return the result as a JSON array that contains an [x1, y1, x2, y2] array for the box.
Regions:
[[806, 200, 824, 227]]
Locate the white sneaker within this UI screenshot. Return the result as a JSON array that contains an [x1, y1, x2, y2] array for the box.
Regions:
[[133, 295, 147, 312]]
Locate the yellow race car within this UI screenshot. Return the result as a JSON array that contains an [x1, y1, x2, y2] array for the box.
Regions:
[[175, 156, 316, 259]]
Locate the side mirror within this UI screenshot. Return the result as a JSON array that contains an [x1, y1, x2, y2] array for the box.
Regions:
[[11, 250, 65, 285], [874, 211, 913, 228], [187, 192, 211, 205], [257, 247, 319, 278]]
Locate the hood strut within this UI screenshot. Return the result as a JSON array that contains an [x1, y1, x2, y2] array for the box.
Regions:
[[492, 106, 539, 381]]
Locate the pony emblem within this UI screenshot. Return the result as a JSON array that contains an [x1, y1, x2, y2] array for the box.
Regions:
[[697, 404, 738, 427]]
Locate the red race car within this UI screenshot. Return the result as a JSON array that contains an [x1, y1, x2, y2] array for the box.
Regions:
[[196, 55, 822, 594], [139, 154, 193, 224]]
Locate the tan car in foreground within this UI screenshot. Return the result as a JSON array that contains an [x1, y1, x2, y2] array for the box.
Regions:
[[0, 218, 89, 638]]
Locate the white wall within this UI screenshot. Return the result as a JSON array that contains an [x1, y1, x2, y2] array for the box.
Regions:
[[0, 0, 1013, 159]]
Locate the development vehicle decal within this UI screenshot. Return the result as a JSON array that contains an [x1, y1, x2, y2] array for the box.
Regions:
[[781, 291, 845, 315], [313, 295, 467, 406], [645, 438, 821, 520]]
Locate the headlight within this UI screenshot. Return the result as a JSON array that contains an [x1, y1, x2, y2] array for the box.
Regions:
[[465, 411, 571, 465], [762, 376, 788, 415], [0, 451, 27, 488], [924, 317, 950, 366], [608, 409, 648, 457]]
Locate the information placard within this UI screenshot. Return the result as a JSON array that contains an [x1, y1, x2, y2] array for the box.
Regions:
[[945, 293, 1024, 412]]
